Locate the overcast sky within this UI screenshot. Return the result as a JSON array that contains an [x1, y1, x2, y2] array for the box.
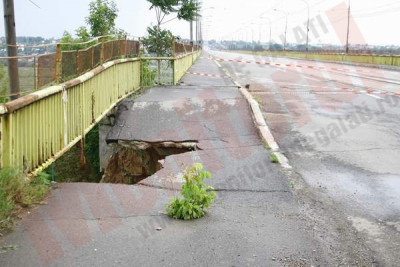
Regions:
[[0, 0, 399, 46]]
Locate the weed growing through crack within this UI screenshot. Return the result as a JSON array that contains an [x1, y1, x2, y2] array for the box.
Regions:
[[253, 95, 262, 106], [270, 153, 279, 163], [166, 163, 215, 220]]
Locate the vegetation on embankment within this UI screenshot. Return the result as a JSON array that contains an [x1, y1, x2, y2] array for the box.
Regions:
[[50, 125, 101, 183], [0, 169, 51, 232], [229, 50, 400, 67]]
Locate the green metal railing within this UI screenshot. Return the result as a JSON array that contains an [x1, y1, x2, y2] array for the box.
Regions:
[[174, 50, 201, 84], [0, 43, 201, 174]]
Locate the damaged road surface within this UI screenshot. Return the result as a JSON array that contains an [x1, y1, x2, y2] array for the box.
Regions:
[[103, 139, 198, 184], [1, 55, 349, 266], [102, 84, 257, 184]]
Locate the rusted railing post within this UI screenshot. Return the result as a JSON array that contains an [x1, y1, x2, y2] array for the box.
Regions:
[[55, 43, 61, 84], [172, 38, 176, 85], [34, 56, 37, 89], [124, 35, 128, 58], [172, 38, 176, 58], [138, 37, 141, 58], [111, 39, 114, 60], [100, 37, 105, 64], [76, 139, 86, 170], [91, 46, 94, 69], [76, 49, 80, 76]]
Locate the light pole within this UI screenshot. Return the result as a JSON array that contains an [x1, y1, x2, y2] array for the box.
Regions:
[[198, 6, 215, 45], [274, 9, 288, 51], [251, 23, 259, 43], [345, 0, 351, 53], [300, 0, 310, 51], [260, 15, 272, 50]]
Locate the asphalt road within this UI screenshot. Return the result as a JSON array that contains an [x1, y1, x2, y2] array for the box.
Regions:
[[209, 50, 400, 266], [0, 56, 333, 267]]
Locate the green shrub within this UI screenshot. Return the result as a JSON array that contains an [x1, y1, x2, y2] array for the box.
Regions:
[[84, 124, 101, 179], [166, 163, 216, 220], [0, 169, 51, 231], [140, 59, 156, 87], [270, 153, 279, 163]]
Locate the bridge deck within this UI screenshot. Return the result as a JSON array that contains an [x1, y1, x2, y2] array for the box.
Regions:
[[0, 54, 328, 267]]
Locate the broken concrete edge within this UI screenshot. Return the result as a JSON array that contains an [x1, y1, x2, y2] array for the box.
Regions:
[[211, 57, 292, 170], [116, 140, 199, 150]]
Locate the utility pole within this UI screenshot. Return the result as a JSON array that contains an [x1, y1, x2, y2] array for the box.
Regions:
[[300, 0, 310, 52], [3, 0, 20, 100], [274, 9, 288, 51], [190, 21, 193, 43], [196, 0, 199, 45], [345, 0, 351, 53]]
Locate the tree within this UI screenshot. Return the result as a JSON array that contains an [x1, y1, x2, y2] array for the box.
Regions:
[[147, 0, 199, 27], [147, 0, 200, 42], [60, 0, 124, 51], [59, 31, 84, 50], [85, 0, 118, 37], [0, 64, 9, 103], [75, 26, 90, 42], [145, 0, 199, 56], [142, 26, 174, 57], [144, 1, 200, 84]]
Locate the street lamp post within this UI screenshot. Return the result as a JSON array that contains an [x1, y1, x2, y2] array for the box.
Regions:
[[274, 9, 288, 51], [250, 23, 258, 43], [195, 6, 214, 44], [345, 0, 351, 53], [300, 0, 310, 52], [260, 15, 272, 50]]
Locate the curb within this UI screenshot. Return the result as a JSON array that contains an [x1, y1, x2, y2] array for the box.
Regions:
[[212, 57, 292, 170]]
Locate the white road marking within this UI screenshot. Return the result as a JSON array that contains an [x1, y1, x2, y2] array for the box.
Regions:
[[305, 76, 321, 82], [366, 94, 382, 100]]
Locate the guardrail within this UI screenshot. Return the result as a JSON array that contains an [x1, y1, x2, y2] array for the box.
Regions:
[[0, 58, 141, 174], [259, 51, 400, 67], [0, 40, 202, 174], [174, 50, 201, 84]]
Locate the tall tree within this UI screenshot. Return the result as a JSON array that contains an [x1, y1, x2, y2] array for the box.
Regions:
[[147, 0, 199, 29], [86, 0, 118, 37], [143, 0, 199, 84], [142, 26, 174, 56], [145, 0, 200, 55]]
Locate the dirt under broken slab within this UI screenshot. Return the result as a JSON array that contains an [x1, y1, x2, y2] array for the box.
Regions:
[[102, 141, 198, 184]]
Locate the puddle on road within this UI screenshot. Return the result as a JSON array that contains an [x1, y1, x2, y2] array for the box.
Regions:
[[102, 141, 198, 184]]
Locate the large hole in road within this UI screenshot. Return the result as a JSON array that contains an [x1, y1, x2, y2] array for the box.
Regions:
[[102, 141, 198, 184]]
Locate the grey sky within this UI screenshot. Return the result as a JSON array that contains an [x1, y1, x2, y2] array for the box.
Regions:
[[1, 0, 399, 46]]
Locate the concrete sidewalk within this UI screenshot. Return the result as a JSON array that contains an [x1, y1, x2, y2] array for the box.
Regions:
[[0, 53, 329, 266]]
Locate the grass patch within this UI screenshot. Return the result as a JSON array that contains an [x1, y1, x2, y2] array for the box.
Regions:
[[253, 95, 262, 106], [269, 153, 279, 163], [0, 169, 51, 231], [51, 145, 101, 183]]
